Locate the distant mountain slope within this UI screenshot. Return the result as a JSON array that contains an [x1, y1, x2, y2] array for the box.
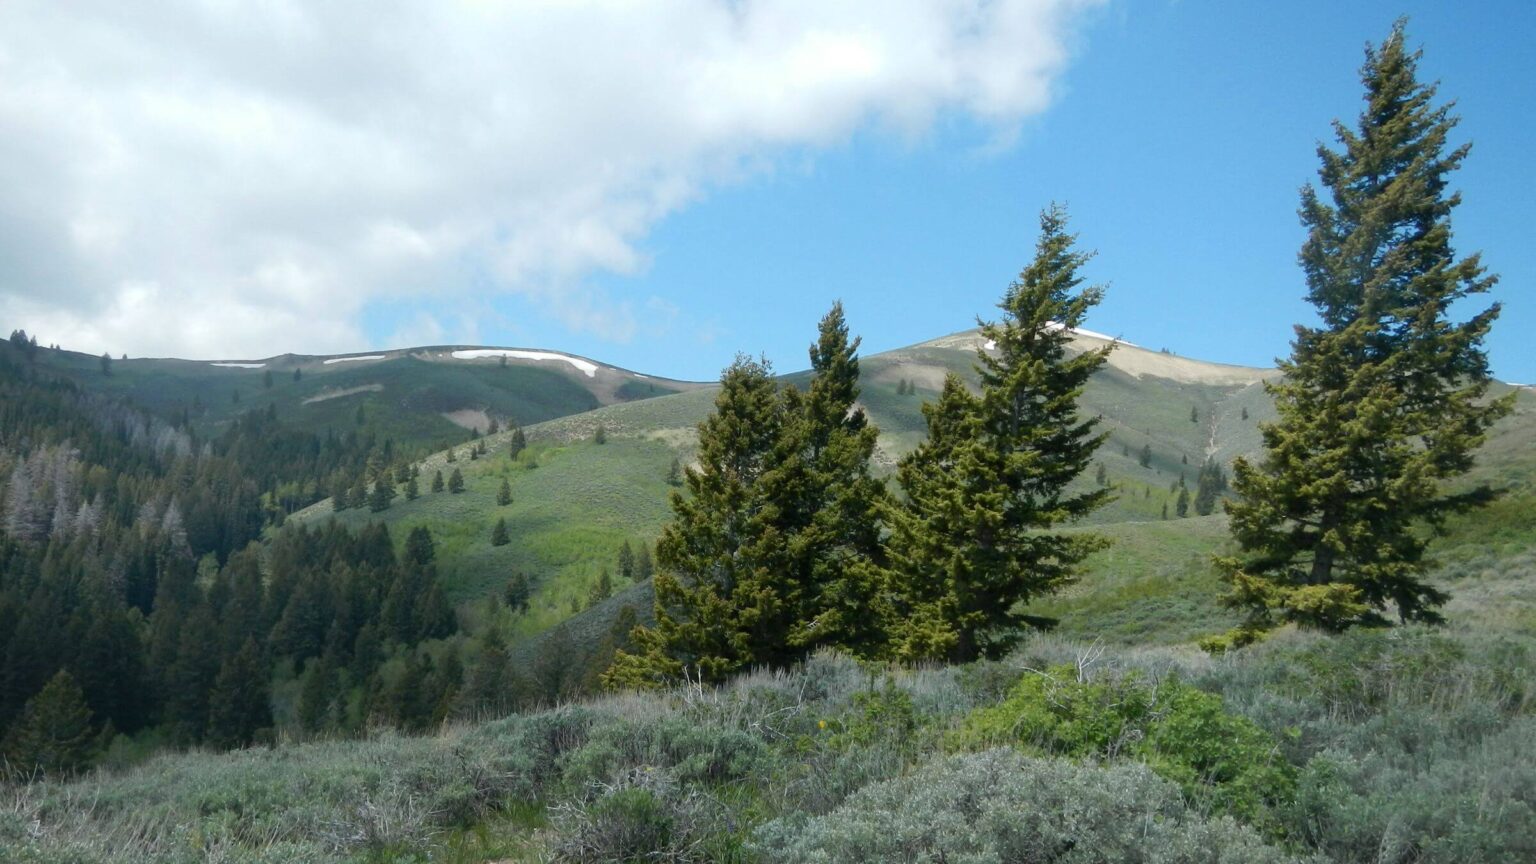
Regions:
[[21, 343, 708, 452]]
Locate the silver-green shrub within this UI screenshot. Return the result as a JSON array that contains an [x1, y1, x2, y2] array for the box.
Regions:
[[752, 749, 1318, 864]]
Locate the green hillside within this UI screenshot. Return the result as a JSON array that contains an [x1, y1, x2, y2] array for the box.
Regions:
[[23, 344, 702, 453], [282, 327, 1535, 681]]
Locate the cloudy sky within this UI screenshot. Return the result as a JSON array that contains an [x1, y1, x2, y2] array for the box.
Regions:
[[2, 0, 1532, 382]]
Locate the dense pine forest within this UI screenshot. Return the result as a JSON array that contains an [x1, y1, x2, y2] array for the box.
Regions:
[[0, 333, 478, 764]]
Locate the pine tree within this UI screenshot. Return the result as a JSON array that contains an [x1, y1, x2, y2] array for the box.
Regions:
[[446, 447, 456, 463], [593, 424, 607, 445], [1175, 486, 1190, 518], [887, 205, 1112, 662], [447, 468, 464, 494], [431, 470, 445, 493], [405, 475, 419, 500], [206, 639, 271, 749], [1193, 459, 1227, 517], [1138, 443, 1152, 469], [605, 355, 787, 686], [635, 545, 654, 581], [1095, 462, 1108, 486], [293, 367, 302, 382], [665, 457, 682, 487], [1190, 405, 1199, 423], [2, 670, 96, 777], [490, 517, 510, 547], [587, 568, 613, 606], [367, 479, 396, 513], [497, 478, 512, 506], [771, 301, 890, 656], [505, 572, 532, 614], [605, 544, 627, 586], [1212, 22, 1512, 647], [509, 427, 527, 459], [296, 657, 333, 737]]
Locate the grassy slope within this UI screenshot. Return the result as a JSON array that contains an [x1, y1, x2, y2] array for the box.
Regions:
[[281, 330, 1535, 664]]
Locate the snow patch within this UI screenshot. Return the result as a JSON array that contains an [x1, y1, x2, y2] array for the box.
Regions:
[[452, 349, 598, 378], [211, 362, 265, 369], [323, 355, 386, 365], [303, 384, 383, 404], [1043, 321, 1136, 346], [983, 340, 996, 351]]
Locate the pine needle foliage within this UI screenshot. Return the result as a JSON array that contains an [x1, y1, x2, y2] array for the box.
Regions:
[[887, 205, 1113, 662], [606, 304, 890, 686], [1211, 21, 1513, 648]]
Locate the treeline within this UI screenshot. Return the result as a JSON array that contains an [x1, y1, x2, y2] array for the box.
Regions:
[[0, 341, 463, 776]]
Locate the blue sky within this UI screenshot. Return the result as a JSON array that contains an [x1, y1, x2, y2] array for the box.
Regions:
[[569, 2, 1536, 382], [3, 1, 1531, 384]]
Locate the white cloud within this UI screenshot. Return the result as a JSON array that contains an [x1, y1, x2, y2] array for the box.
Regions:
[[0, 0, 1100, 359]]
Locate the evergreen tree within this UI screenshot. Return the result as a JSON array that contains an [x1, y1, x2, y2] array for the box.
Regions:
[[490, 517, 510, 547], [405, 475, 419, 501], [2, 670, 95, 777], [770, 301, 890, 656], [605, 355, 787, 686], [497, 477, 512, 506], [665, 457, 682, 486], [505, 572, 531, 614], [635, 545, 654, 581], [593, 424, 606, 445], [447, 468, 464, 494], [413, 583, 455, 641], [206, 639, 271, 749], [459, 631, 514, 719], [1213, 23, 1512, 647], [367, 479, 396, 513], [487, 417, 500, 435], [509, 427, 527, 459], [887, 205, 1112, 662], [1240, 406, 1249, 421], [1175, 486, 1190, 518], [1193, 459, 1227, 517], [1190, 405, 1199, 423], [1095, 462, 1108, 486], [617, 540, 635, 581], [588, 568, 613, 606], [1138, 443, 1152, 468], [296, 657, 333, 737], [293, 367, 302, 382], [431, 470, 445, 493], [99, 352, 112, 376]]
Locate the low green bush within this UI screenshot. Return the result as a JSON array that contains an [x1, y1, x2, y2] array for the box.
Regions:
[[957, 665, 1294, 830], [751, 749, 1315, 864]]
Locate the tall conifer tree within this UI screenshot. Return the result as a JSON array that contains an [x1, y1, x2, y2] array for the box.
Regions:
[[1213, 22, 1511, 647], [771, 303, 890, 656], [888, 205, 1112, 662], [605, 355, 787, 686], [2, 670, 96, 777]]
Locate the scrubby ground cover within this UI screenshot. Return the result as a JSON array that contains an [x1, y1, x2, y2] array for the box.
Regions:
[[6, 624, 1531, 863]]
